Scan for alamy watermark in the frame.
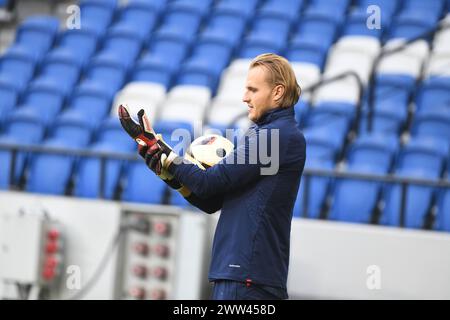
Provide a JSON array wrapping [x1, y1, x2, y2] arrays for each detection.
[[170, 127, 281, 176], [366, 265, 381, 290], [366, 5, 381, 30], [66, 5, 81, 30]]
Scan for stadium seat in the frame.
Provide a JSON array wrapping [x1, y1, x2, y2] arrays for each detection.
[[79, 0, 117, 35], [0, 45, 36, 91], [199, 11, 247, 48], [83, 53, 128, 97], [380, 137, 449, 228], [377, 40, 430, 79], [343, 8, 384, 39], [95, 116, 135, 151], [411, 106, 450, 142], [425, 50, 450, 78], [14, 15, 59, 61], [415, 76, 450, 111], [328, 134, 398, 223], [54, 27, 99, 67], [304, 102, 355, 149], [14, 79, 65, 125], [63, 81, 113, 128], [51, 112, 93, 148], [214, 0, 259, 20], [155, 4, 204, 44], [239, 16, 291, 58], [111, 82, 167, 124], [26, 138, 79, 195], [98, 24, 145, 68], [0, 109, 46, 187], [258, 0, 305, 22], [37, 49, 82, 96], [388, 10, 439, 41], [293, 128, 337, 218], [436, 182, 450, 232], [114, 0, 159, 39], [178, 41, 233, 91], [74, 140, 132, 199], [122, 161, 167, 204], [0, 77, 19, 123]]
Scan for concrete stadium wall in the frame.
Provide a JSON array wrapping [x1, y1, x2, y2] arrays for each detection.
[[1, 191, 450, 300]]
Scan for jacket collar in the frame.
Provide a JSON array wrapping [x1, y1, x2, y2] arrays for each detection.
[[255, 106, 295, 126]]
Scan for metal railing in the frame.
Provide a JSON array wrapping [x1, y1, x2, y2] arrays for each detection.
[[301, 168, 450, 228], [1, 141, 449, 229], [0, 142, 140, 199]]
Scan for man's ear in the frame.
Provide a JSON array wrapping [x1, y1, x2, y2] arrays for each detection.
[[272, 84, 285, 105]]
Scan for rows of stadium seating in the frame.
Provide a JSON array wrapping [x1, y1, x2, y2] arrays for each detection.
[[0, 0, 449, 231]]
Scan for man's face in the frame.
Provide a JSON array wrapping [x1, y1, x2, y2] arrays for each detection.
[[243, 66, 277, 122]]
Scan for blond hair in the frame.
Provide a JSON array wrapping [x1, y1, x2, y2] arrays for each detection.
[[249, 53, 301, 107]]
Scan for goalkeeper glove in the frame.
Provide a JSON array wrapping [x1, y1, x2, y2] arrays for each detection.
[[118, 104, 191, 197]]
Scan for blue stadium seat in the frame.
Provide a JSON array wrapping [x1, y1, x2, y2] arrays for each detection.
[[415, 77, 450, 111], [293, 157, 334, 218], [55, 27, 99, 67], [0, 77, 19, 123], [114, 0, 159, 39], [14, 78, 65, 125], [239, 16, 291, 58], [388, 10, 438, 41], [403, 0, 445, 19], [74, 140, 131, 199], [287, 8, 340, 68], [79, 0, 118, 35], [37, 49, 82, 96], [135, 33, 190, 87], [199, 12, 247, 48], [122, 161, 167, 204], [293, 128, 337, 218], [14, 15, 59, 61], [0, 109, 46, 186], [304, 102, 355, 150], [329, 134, 398, 223], [95, 116, 135, 150], [360, 101, 407, 135], [51, 112, 94, 148], [214, 0, 259, 20], [155, 4, 203, 44], [411, 106, 450, 142], [83, 53, 128, 96], [436, 181, 450, 232], [294, 99, 310, 129], [308, 0, 351, 16], [258, 0, 305, 22], [380, 137, 449, 228], [100, 24, 145, 68], [292, 7, 340, 51], [64, 81, 113, 128], [343, 9, 384, 39], [168, 0, 213, 16], [0, 45, 36, 91], [178, 41, 233, 91], [356, 0, 400, 17], [26, 138, 79, 195]]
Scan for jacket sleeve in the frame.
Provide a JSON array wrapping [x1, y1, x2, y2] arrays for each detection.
[[184, 193, 224, 214], [169, 128, 275, 199]]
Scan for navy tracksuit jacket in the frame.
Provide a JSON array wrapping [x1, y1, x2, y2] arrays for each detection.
[[169, 106, 306, 296]]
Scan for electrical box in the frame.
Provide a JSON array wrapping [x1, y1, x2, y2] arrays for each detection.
[[0, 210, 64, 287], [115, 205, 210, 300]]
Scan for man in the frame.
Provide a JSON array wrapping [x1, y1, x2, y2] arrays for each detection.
[[139, 53, 306, 300]]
